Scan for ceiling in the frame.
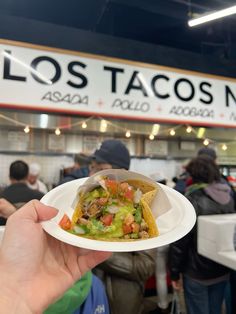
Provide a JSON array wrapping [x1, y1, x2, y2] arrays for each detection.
[[1, 0, 236, 60]]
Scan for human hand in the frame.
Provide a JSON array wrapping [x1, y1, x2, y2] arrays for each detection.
[[0, 198, 16, 218], [0, 200, 111, 313], [171, 279, 182, 291]]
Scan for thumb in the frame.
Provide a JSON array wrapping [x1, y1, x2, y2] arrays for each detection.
[[11, 200, 58, 222]]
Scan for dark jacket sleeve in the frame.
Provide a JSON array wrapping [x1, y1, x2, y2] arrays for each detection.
[[97, 250, 156, 282], [168, 231, 193, 280], [168, 195, 198, 281]]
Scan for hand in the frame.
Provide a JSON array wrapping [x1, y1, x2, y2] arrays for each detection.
[[0, 198, 16, 218], [0, 200, 111, 313], [171, 279, 182, 291]]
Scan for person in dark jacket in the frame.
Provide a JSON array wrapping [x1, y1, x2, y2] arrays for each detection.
[[58, 153, 90, 185], [0, 160, 44, 225], [169, 155, 235, 314]]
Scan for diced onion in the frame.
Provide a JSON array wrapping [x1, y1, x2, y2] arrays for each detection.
[[73, 226, 86, 234], [107, 205, 120, 214], [134, 188, 143, 203]]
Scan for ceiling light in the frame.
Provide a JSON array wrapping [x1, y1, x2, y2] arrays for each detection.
[[55, 128, 61, 136], [222, 143, 228, 151], [24, 125, 30, 133], [203, 138, 210, 146], [125, 130, 131, 138], [81, 121, 87, 129], [149, 134, 154, 140], [170, 129, 175, 136], [2, 51, 53, 85], [188, 5, 236, 27], [186, 126, 192, 133]]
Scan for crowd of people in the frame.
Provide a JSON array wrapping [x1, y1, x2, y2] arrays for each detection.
[[0, 140, 235, 314]]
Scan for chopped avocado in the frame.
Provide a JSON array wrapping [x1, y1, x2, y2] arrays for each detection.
[[83, 187, 106, 203], [134, 205, 142, 224], [130, 233, 139, 239]]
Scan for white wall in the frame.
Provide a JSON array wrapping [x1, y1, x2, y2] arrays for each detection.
[[130, 158, 184, 186]]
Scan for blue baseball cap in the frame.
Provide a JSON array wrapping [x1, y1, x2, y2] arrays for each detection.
[[91, 139, 130, 170]]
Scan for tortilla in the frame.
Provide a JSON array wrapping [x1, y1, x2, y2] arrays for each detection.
[[63, 175, 159, 241]]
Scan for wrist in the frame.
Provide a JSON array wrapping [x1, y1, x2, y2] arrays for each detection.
[[0, 285, 33, 314]]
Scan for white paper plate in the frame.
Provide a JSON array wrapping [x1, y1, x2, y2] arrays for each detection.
[[41, 177, 196, 252]]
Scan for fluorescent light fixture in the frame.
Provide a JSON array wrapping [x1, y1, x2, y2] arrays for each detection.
[[2, 51, 53, 85], [151, 124, 160, 136], [188, 5, 236, 27], [40, 114, 49, 129], [197, 127, 206, 139], [100, 119, 107, 133]]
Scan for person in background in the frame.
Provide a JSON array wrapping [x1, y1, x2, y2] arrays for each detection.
[[169, 155, 235, 314], [198, 149, 236, 314], [91, 139, 156, 314], [27, 162, 48, 194], [0, 200, 111, 313], [0, 160, 44, 225], [173, 147, 217, 194], [58, 153, 90, 185]]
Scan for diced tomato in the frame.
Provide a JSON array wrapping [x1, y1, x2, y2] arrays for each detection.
[[131, 222, 140, 233], [123, 224, 132, 234], [100, 214, 113, 226], [105, 179, 118, 194], [59, 214, 72, 230], [124, 188, 134, 201]]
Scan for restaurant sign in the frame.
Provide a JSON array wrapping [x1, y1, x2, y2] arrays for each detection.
[[0, 39, 236, 127]]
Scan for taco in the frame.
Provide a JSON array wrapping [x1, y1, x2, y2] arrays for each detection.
[[59, 175, 159, 240]]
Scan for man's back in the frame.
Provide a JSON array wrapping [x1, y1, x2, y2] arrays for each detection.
[[1, 182, 44, 204], [0, 183, 44, 225]]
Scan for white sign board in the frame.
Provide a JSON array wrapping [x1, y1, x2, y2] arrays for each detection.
[[0, 40, 236, 127], [48, 134, 65, 151], [145, 140, 168, 156]]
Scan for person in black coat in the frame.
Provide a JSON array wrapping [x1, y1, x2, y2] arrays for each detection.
[[169, 155, 235, 314]]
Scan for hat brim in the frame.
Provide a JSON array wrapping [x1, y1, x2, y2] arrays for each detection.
[[90, 154, 109, 164]]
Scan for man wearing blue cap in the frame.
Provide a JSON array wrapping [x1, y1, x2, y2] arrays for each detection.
[[89, 139, 130, 175]]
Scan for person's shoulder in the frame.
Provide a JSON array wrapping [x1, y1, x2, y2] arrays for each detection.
[[30, 188, 45, 199], [1, 184, 14, 195]]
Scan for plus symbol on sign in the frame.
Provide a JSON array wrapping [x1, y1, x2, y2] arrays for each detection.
[[156, 106, 162, 112], [97, 99, 104, 107]]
